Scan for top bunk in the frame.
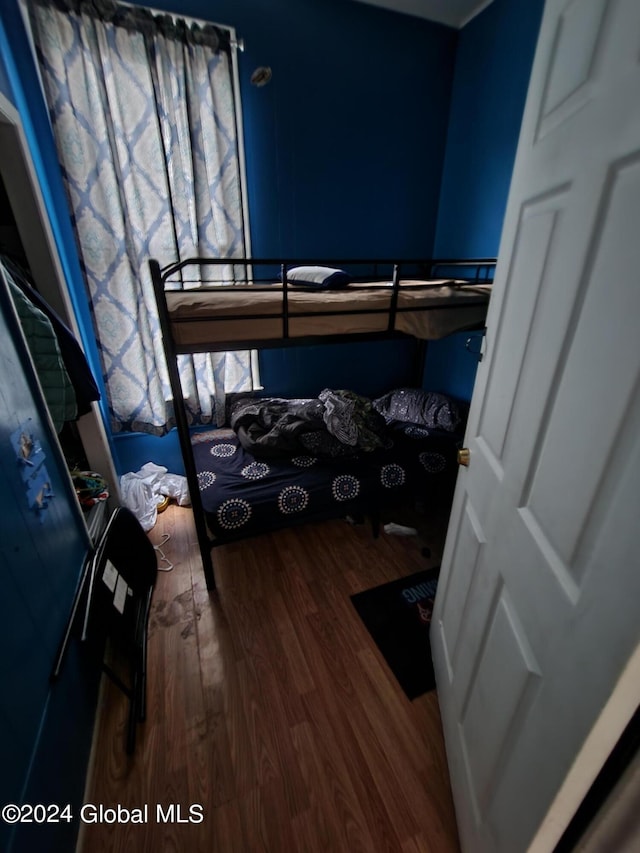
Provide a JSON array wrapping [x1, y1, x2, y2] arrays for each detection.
[[149, 257, 496, 353]]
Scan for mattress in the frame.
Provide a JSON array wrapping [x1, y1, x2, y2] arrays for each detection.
[[192, 426, 459, 542], [165, 280, 492, 350]]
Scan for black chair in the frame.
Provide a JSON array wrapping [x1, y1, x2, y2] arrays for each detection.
[[84, 507, 157, 753]]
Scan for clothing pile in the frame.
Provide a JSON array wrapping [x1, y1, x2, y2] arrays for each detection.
[[230, 389, 390, 459]]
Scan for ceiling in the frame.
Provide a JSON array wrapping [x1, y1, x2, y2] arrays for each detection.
[[351, 0, 494, 29]]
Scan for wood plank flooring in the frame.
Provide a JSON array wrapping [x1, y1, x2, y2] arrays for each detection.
[[80, 505, 460, 852]]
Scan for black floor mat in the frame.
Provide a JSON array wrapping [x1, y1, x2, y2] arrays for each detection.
[[351, 568, 439, 699]]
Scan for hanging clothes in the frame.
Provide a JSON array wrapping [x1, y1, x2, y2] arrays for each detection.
[[6, 271, 77, 432], [2, 255, 101, 416]]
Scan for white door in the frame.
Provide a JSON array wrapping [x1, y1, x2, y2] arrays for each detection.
[[431, 1, 640, 851]]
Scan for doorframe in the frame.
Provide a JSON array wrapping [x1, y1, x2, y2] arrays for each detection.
[[0, 91, 120, 518], [532, 644, 640, 852]]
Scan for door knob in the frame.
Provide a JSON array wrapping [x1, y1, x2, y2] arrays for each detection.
[[457, 448, 470, 467]]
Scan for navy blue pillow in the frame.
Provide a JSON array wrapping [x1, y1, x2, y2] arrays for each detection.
[[283, 266, 351, 289], [373, 389, 464, 433]]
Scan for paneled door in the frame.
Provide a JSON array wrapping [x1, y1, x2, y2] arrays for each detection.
[[431, 1, 640, 851]]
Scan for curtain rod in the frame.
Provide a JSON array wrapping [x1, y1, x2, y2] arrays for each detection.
[[117, 0, 244, 50]]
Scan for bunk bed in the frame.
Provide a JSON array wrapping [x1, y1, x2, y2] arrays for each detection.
[[150, 257, 496, 590]]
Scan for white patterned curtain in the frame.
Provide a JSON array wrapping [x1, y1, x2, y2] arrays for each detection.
[[28, 0, 257, 434]]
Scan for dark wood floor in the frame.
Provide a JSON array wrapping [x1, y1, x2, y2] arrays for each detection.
[[80, 504, 460, 852]]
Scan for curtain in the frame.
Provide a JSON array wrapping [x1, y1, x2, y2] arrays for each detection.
[[28, 0, 257, 434]]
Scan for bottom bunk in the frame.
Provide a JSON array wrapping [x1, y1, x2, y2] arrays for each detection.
[[188, 388, 464, 573]]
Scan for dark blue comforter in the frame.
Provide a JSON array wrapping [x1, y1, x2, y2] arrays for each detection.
[[192, 425, 459, 541]]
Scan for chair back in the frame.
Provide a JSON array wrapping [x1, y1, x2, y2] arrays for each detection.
[[94, 506, 158, 593], [85, 507, 157, 642]]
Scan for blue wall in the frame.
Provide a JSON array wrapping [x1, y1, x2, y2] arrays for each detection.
[[0, 17, 13, 100], [0, 275, 97, 853], [258, 339, 420, 399], [179, 0, 457, 259], [425, 0, 545, 402], [434, 0, 545, 258]]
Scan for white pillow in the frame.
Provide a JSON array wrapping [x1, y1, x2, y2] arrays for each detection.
[[284, 266, 351, 289]]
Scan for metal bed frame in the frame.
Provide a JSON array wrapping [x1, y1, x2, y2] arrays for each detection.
[[150, 257, 496, 590]]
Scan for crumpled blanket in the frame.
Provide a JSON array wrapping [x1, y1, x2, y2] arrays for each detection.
[[230, 390, 389, 458], [319, 389, 388, 451], [230, 397, 325, 457]]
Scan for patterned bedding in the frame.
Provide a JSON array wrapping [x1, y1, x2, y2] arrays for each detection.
[[192, 425, 460, 541]]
